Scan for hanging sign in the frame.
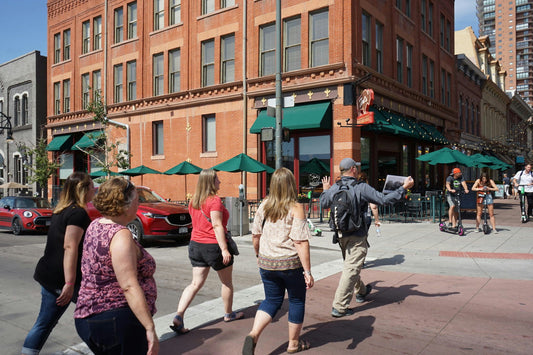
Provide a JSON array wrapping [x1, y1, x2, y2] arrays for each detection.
[[356, 88, 375, 125]]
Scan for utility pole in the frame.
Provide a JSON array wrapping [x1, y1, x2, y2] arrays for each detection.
[[275, 0, 282, 169]]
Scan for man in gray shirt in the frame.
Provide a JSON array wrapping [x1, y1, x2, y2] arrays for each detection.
[[320, 158, 414, 317]]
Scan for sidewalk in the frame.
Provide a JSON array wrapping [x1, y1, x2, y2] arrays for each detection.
[[66, 198, 533, 354]]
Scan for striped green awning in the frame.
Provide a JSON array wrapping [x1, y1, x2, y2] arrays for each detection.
[[72, 131, 105, 151], [250, 102, 332, 133], [46, 134, 73, 151]]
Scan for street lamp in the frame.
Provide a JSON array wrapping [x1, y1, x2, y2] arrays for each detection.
[[0, 112, 14, 143]]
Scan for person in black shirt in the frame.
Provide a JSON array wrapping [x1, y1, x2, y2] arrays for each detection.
[[445, 168, 470, 229], [22, 172, 94, 355]]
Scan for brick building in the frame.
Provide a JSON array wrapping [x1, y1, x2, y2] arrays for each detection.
[[46, 0, 456, 200]]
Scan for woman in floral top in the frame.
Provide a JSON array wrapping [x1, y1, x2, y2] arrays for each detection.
[[74, 178, 158, 355], [242, 168, 314, 355]]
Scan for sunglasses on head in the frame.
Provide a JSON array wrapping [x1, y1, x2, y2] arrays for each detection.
[[124, 180, 135, 195]]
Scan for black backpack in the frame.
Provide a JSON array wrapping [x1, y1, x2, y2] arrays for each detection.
[[329, 180, 362, 235]]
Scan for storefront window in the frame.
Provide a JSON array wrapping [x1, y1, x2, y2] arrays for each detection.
[[402, 144, 409, 176], [299, 135, 330, 195]]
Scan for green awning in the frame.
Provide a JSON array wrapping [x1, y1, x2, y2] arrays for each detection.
[[46, 134, 73, 151], [419, 122, 450, 145], [72, 131, 105, 151], [250, 102, 332, 134]]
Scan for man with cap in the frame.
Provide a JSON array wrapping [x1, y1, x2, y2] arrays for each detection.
[[445, 168, 470, 229], [320, 158, 414, 317]]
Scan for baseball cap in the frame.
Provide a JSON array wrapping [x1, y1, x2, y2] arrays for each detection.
[[339, 158, 361, 172], [452, 168, 461, 174]]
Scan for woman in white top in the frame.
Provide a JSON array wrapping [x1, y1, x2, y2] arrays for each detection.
[[242, 168, 314, 355]]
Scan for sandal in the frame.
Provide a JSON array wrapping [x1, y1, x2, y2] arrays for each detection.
[[169, 315, 190, 334], [223, 311, 244, 322], [287, 339, 311, 354], [242, 335, 256, 355]]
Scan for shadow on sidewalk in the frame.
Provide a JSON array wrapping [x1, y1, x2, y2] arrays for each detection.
[[364, 254, 405, 268]]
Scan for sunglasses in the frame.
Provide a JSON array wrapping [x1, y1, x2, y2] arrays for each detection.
[[124, 180, 135, 195]]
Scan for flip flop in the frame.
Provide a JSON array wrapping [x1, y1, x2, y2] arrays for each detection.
[[242, 335, 256, 355], [223, 311, 244, 322], [169, 315, 190, 334], [287, 339, 311, 354]]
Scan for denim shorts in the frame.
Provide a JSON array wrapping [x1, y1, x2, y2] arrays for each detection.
[[188, 240, 233, 271]]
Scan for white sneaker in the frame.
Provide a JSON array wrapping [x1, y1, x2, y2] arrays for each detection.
[[494, 229, 499, 234], [475, 227, 481, 232]]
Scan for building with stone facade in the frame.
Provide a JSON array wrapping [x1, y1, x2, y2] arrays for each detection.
[[0, 51, 48, 196], [46, 0, 456, 200]]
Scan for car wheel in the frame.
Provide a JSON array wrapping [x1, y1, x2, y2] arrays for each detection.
[[127, 220, 145, 246], [12, 218, 23, 235]]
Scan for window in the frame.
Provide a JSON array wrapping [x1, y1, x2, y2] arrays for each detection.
[[396, 0, 402, 10], [54, 33, 61, 63], [421, 1, 426, 32], [362, 13, 371, 66], [94, 17, 102, 50], [202, 0, 214, 15], [82, 73, 90, 108], [203, 114, 216, 152], [260, 23, 275, 76], [284, 17, 301, 71], [115, 7, 124, 43], [128, 2, 137, 39], [170, 0, 181, 25], [127, 60, 136, 100], [405, 0, 411, 17], [154, 0, 164, 31], [459, 95, 463, 130], [406, 43, 413, 88], [428, 2, 433, 37], [222, 0, 235, 7], [429, 59, 435, 98], [169, 48, 181, 93], [82, 20, 91, 54], [152, 121, 164, 155], [54, 82, 60, 114], [63, 80, 70, 113], [446, 20, 451, 51], [153, 53, 164, 95], [63, 29, 71, 61], [440, 14, 445, 47], [114, 64, 123, 103], [422, 55, 428, 95], [93, 70, 101, 100], [441, 69, 446, 104], [22, 95, 28, 125], [396, 37, 403, 83], [14, 97, 20, 126], [446, 72, 451, 106], [221, 34, 235, 83], [201, 39, 215, 86], [310, 9, 329, 67], [0, 100, 3, 114], [376, 22, 383, 73]]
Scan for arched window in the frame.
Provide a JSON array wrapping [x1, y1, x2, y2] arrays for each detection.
[[22, 94, 28, 125], [14, 97, 20, 126]]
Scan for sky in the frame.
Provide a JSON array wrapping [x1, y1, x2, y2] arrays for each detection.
[[0, 0, 478, 65]]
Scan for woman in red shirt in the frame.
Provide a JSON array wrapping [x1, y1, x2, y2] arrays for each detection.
[[170, 169, 244, 334]]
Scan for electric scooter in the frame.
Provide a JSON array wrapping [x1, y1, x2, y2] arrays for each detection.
[[306, 190, 322, 236], [480, 191, 491, 234], [439, 192, 465, 236], [517, 184, 529, 223]]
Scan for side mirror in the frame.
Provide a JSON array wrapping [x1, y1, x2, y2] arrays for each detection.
[[4, 205, 10, 210]]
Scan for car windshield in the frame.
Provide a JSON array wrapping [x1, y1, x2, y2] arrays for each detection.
[[137, 188, 166, 203], [14, 198, 51, 209]]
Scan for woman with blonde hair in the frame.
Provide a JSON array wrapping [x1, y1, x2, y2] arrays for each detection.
[[170, 169, 243, 334], [74, 177, 159, 354], [243, 167, 313, 355], [22, 172, 94, 355], [472, 172, 499, 233]]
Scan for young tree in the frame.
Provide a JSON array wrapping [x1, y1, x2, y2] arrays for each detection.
[[20, 139, 61, 198]]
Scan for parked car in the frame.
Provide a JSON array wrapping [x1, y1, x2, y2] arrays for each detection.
[[87, 186, 192, 245], [0, 196, 53, 235]]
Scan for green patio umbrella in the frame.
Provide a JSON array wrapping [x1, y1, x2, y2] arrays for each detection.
[[211, 153, 275, 173], [416, 147, 474, 167], [89, 170, 122, 178], [164, 161, 202, 175], [300, 157, 330, 175], [164, 161, 202, 199], [120, 165, 162, 176]]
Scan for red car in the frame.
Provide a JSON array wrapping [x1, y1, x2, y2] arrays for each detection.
[[87, 186, 192, 245], [0, 196, 53, 235]]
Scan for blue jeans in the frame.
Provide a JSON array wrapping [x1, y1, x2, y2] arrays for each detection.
[[258, 267, 306, 324], [22, 286, 69, 355], [75, 307, 147, 355]]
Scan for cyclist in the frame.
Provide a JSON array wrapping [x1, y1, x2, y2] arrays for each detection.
[[512, 163, 533, 218], [445, 168, 469, 229]]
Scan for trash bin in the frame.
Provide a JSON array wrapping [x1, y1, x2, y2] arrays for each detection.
[[224, 196, 249, 236]]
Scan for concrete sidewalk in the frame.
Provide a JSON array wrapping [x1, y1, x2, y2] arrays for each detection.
[[65, 198, 533, 354]]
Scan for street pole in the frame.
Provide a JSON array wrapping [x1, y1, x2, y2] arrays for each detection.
[[275, 0, 282, 169]]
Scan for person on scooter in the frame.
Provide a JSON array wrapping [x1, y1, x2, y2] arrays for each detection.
[[445, 168, 469, 229], [512, 163, 533, 217], [472, 172, 499, 233]]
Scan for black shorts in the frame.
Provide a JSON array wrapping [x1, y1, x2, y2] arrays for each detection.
[[188, 240, 234, 271]]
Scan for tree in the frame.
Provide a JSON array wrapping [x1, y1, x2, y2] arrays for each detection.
[[79, 90, 131, 177], [20, 139, 61, 198]]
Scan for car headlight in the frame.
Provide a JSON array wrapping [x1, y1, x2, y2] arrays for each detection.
[[141, 212, 166, 219], [23, 211, 33, 218]]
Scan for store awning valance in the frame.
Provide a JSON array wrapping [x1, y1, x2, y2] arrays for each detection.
[[72, 131, 105, 151], [365, 107, 449, 145], [250, 102, 332, 134], [46, 134, 73, 151]]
